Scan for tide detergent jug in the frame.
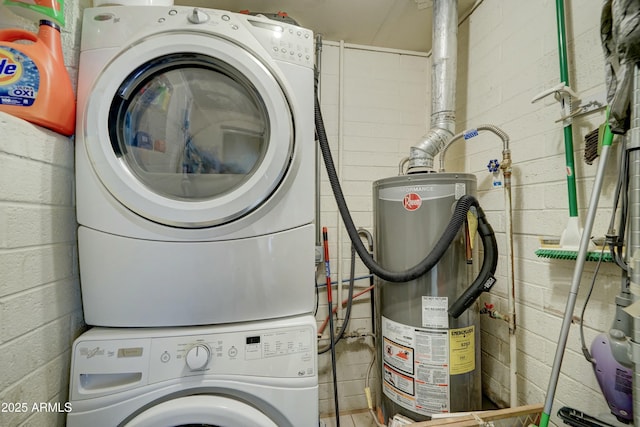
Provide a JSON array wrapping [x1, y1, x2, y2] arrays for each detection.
[[0, 20, 75, 136]]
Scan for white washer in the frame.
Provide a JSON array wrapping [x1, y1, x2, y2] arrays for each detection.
[[75, 6, 316, 326], [66, 316, 318, 427]]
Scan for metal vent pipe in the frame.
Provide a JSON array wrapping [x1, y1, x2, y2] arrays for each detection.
[[408, 0, 458, 173]]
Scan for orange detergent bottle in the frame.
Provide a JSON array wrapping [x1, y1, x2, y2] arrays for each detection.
[[0, 20, 75, 136]]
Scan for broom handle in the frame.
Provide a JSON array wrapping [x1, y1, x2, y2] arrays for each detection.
[[556, 0, 579, 218], [539, 119, 614, 427]]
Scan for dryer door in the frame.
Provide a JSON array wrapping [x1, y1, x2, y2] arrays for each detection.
[[83, 33, 294, 228], [123, 395, 279, 427]]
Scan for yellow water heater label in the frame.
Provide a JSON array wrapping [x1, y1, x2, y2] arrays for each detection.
[[449, 326, 475, 375]]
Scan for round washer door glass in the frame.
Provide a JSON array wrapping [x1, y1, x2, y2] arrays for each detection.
[[84, 33, 294, 228]]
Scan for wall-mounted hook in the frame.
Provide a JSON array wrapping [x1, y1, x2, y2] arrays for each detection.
[[531, 83, 581, 105], [554, 94, 607, 122]]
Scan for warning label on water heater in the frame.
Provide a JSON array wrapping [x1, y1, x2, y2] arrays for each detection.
[[450, 326, 475, 375], [382, 316, 450, 415], [422, 296, 448, 329]]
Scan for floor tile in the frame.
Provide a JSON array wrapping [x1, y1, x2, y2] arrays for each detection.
[[319, 414, 356, 427], [351, 410, 379, 426]]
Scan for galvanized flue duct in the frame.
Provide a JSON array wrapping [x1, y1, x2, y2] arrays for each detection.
[[408, 0, 458, 173]]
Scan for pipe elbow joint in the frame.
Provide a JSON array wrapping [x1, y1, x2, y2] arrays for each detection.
[[408, 127, 454, 173], [408, 146, 435, 172]]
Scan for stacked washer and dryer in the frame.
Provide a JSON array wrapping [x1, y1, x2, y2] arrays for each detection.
[[68, 5, 318, 426]]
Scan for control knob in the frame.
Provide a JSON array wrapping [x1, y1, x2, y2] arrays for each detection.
[[185, 344, 210, 370], [188, 8, 210, 24]]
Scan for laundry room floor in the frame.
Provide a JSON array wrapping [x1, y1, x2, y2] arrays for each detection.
[[320, 396, 499, 426], [319, 410, 378, 427]]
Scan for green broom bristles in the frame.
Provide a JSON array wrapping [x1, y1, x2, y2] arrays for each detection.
[[541, 121, 611, 261], [535, 248, 614, 262]]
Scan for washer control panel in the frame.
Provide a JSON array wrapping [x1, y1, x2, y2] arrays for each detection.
[[148, 324, 315, 383], [70, 320, 316, 401]]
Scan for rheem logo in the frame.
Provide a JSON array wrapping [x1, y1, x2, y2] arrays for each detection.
[[403, 193, 422, 211], [0, 50, 22, 86]]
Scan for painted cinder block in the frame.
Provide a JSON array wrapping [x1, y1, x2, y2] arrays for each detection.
[[0, 111, 84, 426]]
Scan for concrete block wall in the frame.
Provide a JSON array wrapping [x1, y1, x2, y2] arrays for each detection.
[[0, 2, 88, 426], [318, 0, 621, 424], [316, 42, 429, 417], [0, 113, 84, 427], [451, 0, 619, 424], [0, 0, 623, 425]]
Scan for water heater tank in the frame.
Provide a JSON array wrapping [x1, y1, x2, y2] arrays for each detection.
[[373, 172, 482, 422]]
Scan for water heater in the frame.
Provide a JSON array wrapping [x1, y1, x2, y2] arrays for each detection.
[[373, 172, 482, 422]]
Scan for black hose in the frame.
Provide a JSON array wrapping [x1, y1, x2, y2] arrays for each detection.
[[318, 245, 356, 355], [357, 228, 376, 335], [326, 295, 340, 426], [336, 245, 356, 343], [608, 136, 629, 271], [316, 94, 497, 291], [448, 213, 498, 318], [321, 228, 340, 427]]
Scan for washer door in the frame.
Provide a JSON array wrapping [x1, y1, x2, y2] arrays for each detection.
[[83, 32, 293, 228], [124, 395, 278, 427]]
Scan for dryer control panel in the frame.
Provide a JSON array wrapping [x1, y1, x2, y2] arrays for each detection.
[[246, 18, 314, 68], [82, 6, 314, 69]]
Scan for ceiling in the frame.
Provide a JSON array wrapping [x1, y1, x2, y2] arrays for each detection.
[[174, 0, 478, 52]]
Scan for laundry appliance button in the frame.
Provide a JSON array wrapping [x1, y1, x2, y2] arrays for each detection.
[[185, 344, 210, 370], [228, 346, 238, 358], [188, 8, 210, 24]]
